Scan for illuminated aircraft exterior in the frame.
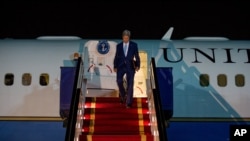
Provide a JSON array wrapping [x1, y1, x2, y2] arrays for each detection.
[[0, 27, 249, 121]]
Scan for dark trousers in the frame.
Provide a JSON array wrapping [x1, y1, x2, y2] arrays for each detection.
[[116, 67, 135, 106]]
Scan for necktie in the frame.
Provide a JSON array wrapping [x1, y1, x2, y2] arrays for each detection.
[[124, 44, 127, 56]]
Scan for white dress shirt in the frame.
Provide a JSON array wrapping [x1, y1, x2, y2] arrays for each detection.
[[123, 42, 129, 56]]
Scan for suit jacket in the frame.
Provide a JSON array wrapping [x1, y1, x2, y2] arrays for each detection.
[[114, 41, 140, 71]]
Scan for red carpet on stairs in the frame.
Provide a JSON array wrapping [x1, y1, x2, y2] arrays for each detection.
[[79, 97, 154, 141]]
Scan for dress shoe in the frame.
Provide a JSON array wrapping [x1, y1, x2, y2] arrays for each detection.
[[120, 97, 125, 104], [126, 105, 132, 108]]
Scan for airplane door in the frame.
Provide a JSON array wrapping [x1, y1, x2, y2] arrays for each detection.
[[83, 41, 149, 98], [83, 40, 118, 96]]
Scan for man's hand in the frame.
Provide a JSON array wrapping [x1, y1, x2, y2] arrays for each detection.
[[135, 67, 139, 72], [113, 68, 117, 73]]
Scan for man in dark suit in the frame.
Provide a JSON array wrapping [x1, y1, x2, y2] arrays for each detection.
[[113, 30, 140, 108]]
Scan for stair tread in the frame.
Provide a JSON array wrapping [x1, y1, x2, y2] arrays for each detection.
[[80, 134, 154, 141], [79, 97, 154, 141]]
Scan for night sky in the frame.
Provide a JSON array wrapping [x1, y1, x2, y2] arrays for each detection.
[[0, 1, 249, 40]]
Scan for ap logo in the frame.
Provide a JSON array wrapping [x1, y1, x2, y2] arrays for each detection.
[[230, 125, 250, 141]]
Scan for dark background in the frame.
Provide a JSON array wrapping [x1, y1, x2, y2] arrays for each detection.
[[0, 1, 249, 40]]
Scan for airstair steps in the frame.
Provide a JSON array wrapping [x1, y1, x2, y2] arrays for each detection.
[[79, 97, 154, 141]]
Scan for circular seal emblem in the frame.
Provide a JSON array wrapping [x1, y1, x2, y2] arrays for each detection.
[[97, 40, 110, 55]]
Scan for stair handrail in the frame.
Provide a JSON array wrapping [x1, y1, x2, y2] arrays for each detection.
[[65, 57, 84, 141], [150, 57, 168, 141]]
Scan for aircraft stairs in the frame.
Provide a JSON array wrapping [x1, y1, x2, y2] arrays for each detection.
[[79, 96, 154, 141], [63, 57, 173, 141]]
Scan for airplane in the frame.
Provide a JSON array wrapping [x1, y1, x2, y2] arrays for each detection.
[[0, 27, 249, 122]]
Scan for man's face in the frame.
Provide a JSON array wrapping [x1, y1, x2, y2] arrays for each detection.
[[122, 35, 130, 43]]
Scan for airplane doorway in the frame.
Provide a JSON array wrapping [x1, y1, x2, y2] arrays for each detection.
[[83, 40, 149, 98]]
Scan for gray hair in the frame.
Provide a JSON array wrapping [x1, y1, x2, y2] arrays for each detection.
[[122, 29, 131, 37]]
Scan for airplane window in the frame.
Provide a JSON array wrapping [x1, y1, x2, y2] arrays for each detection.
[[217, 74, 227, 87], [40, 73, 49, 86], [5, 73, 14, 86], [200, 74, 209, 87], [235, 74, 245, 87], [22, 73, 32, 86]]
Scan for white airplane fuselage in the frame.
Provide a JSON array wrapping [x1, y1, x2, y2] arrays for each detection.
[[0, 37, 249, 119]]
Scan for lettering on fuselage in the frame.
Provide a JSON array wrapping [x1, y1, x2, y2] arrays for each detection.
[[162, 48, 250, 63]]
